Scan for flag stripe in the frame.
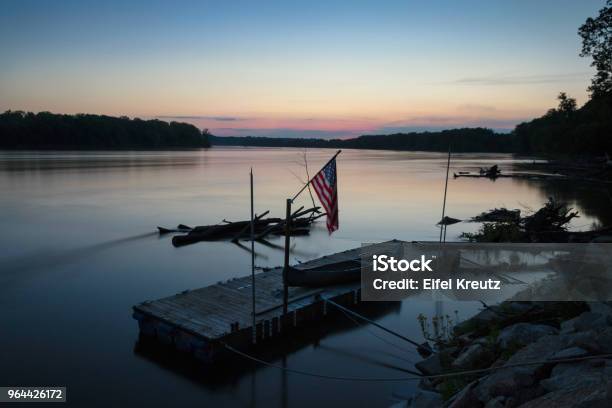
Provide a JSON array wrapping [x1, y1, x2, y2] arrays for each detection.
[[311, 158, 338, 234]]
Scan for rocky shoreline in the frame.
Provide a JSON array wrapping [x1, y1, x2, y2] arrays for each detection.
[[394, 301, 612, 407]]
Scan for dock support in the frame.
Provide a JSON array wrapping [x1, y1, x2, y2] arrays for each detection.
[[283, 198, 291, 315], [250, 168, 257, 344]]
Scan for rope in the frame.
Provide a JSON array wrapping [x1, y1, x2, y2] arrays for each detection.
[[222, 342, 612, 383], [324, 299, 425, 349], [335, 305, 419, 364]]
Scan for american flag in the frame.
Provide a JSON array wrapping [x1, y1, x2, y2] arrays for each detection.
[[312, 158, 339, 234]]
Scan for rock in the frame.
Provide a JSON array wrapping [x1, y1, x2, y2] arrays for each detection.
[[475, 333, 565, 402], [587, 302, 612, 318], [406, 389, 443, 408], [416, 377, 438, 392], [509, 333, 564, 363], [454, 309, 501, 336], [455, 334, 474, 346], [474, 367, 537, 402], [573, 327, 612, 354], [540, 360, 612, 392], [446, 380, 481, 408], [567, 312, 612, 332], [549, 346, 589, 360], [483, 396, 505, 408], [497, 323, 558, 348], [504, 385, 547, 407], [416, 353, 443, 376], [452, 343, 495, 369], [472, 337, 489, 346], [517, 382, 611, 408], [490, 358, 507, 368], [560, 317, 579, 334]]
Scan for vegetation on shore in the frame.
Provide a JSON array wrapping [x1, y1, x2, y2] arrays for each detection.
[[211, 128, 515, 152], [0, 111, 211, 149], [514, 93, 612, 154], [460, 198, 581, 243]]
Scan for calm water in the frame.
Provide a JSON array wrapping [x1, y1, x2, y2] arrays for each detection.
[[0, 148, 608, 407]]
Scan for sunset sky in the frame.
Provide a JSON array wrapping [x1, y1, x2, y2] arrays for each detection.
[[0, 0, 604, 138]]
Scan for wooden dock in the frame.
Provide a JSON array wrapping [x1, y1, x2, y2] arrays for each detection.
[[133, 243, 389, 362]]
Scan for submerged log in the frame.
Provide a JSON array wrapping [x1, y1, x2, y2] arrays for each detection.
[[230, 210, 270, 242], [169, 207, 323, 247]]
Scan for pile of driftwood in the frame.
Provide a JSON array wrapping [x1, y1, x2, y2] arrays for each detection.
[[460, 197, 612, 243], [454, 165, 502, 179], [454, 164, 562, 181], [157, 206, 324, 247], [470, 208, 521, 223]]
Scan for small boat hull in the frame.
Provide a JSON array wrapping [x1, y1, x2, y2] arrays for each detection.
[[286, 259, 361, 287]]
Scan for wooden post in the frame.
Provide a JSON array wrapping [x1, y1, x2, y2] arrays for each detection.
[[250, 169, 256, 344], [283, 198, 291, 316], [282, 150, 341, 318]]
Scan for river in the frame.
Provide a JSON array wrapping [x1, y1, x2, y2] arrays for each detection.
[[0, 147, 608, 407]]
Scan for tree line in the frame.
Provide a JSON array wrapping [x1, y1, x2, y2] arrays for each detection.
[[211, 128, 516, 153], [0, 111, 211, 149]]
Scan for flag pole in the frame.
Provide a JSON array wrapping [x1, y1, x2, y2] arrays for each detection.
[[250, 168, 256, 344], [291, 150, 341, 202], [283, 149, 342, 317]]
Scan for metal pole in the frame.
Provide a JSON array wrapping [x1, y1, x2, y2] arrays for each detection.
[[250, 168, 256, 344], [283, 198, 291, 316], [439, 146, 451, 243], [282, 150, 341, 318], [291, 150, 341, 202]]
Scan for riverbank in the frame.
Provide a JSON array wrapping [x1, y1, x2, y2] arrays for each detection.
[[515, 156, 612, 184], [396, 300, 612, 407]]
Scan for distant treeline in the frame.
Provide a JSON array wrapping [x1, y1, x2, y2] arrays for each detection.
[[0, 111, 211, 149], [211, 93, 612, 155], [211, 128, 517, 153], [2, 94, 610, 154]]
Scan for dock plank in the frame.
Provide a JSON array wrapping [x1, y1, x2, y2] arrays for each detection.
[[133, 242, 394, 343]]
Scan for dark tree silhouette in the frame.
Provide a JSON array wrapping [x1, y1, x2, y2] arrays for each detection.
[[211, 128, 516, 153], [0, 111, 211, 149], [579, 0, 612, 97], [556, 92, 577, 116], [514, 92, 612, 154]]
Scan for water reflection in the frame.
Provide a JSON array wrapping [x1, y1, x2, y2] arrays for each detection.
[[513, 177, 612, 227], [0, 148, 606, 407], [133, 302, 403, 389]]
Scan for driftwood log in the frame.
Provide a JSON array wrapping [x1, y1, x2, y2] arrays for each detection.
[[168, 207, 323, 247]]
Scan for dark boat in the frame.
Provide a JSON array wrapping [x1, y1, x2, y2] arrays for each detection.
[[286, 259, 361, 287]]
